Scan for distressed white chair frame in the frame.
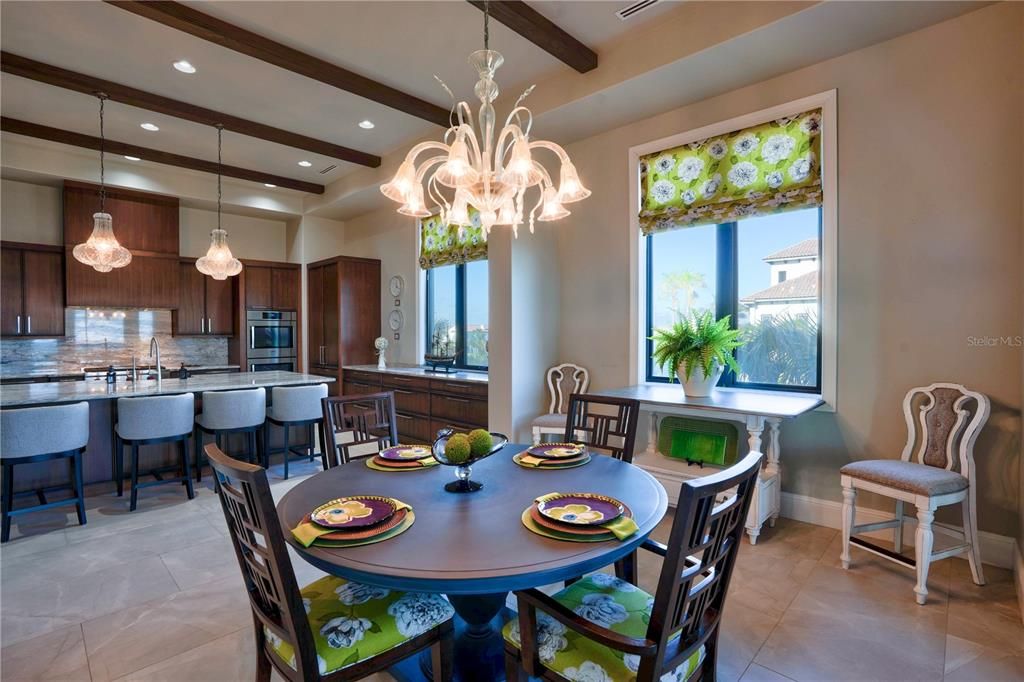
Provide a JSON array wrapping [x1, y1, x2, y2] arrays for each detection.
[[531, 363, 590, 445], [840, 382, 990, 604]]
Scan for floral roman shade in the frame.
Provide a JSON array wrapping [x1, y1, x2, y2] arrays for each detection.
[[639, 109, 822, 235], [418, 208, 487, 269]]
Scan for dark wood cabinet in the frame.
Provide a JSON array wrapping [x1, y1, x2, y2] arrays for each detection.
[[343, 369, 487, 443], [322, 261, 340, 367], [244, 264, 300, 311], [63, 181, 180, 309], [1, 243, 65, 337], [173, 260, 236, 336], [245, 266, 273, 309], [308, 256, 380, 389]]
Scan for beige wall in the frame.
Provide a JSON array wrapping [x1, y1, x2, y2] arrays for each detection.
[[179, 207, 289, 261], [0, 179, 62, 245], [555, 2, 1023, 535]]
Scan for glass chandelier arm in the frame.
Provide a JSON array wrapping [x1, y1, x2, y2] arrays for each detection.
[[415, 156, 448, 182], [494, 123, 524, 171], [503, 106, 533, 137], [528, 139, 572, 164], [403, 141, 451, 164], [455, 124, 484, 170]]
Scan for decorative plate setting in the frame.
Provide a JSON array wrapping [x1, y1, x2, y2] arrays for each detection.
[[526, 443, 586, 459], [379, 444, 433, 461], [310, 496, 397, 529], [536, 493, 625, 526]]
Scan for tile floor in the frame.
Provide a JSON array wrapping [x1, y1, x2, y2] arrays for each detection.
[[2, 461, 1022, 682]]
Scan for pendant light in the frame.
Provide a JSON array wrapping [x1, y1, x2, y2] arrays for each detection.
[[72, 93, 132, 273], [195, 124, 242, 280]]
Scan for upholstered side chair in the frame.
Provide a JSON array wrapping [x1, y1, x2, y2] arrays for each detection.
[[840, 382, 990, 604], [531, 363, 590, 445], [205, 444, 455, 681], [504, 451, 763, 682]]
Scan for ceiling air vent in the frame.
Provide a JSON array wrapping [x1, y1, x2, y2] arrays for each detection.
[[319, 164, 338, 175], [616, 0, 661, 21]]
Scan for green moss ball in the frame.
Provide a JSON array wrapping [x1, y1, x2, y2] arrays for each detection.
[[467, 429, 493, 457], [445, 433, 472, 464]]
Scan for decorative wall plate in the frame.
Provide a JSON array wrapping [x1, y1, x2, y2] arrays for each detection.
[[388, 309, 404, 331], [389, 275, 404, 298]]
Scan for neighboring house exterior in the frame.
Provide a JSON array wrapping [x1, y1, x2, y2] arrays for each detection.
[[741, 238, 819, 323]]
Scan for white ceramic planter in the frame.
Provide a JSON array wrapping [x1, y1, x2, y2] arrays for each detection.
[[679, 361, 723, 397]]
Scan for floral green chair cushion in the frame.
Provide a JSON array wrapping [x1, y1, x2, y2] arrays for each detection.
[[503, 573, 705, 682], [266, 576, 454, 676]]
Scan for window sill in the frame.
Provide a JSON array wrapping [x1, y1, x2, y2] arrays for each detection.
[[638, 382, 833, 413]]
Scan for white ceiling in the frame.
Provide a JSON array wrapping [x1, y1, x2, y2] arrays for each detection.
[[0, 0, 676, 192]]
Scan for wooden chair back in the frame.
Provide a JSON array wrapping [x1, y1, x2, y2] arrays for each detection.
[[899, 382, 990, 479], [563, 393, 640, 463], [205, 444, 316, 681], [546, 363, 590, 415], [321, 392, 399, 466], [642, 450, 762, 679]]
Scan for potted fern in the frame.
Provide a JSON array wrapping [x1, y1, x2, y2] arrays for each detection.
[[651, 311, 745, 397]]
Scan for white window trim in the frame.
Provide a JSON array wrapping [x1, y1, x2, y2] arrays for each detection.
[[627, 90, 838, 410]]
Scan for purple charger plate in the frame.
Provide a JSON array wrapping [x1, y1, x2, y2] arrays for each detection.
[[536, 493, 625, 526], [526, 443, 586, 459], [310, 496, 397, 529], [379, 445, 433, 462]]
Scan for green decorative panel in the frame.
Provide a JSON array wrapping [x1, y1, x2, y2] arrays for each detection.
[[657, 416, 739, 467]]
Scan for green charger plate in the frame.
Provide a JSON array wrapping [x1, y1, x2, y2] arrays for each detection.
[[313, 511, 416, 548], [365, 458, 439, 472], [520, 508, 612, 543], [513, 453, 591, 470]]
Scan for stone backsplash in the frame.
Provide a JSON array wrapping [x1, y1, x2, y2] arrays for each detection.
[[0, 308, 228, 377]]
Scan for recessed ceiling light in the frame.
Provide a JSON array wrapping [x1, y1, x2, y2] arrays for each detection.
[[124, 155, 141, 161], [140, 123, 159, 131], [264, 183, 276, 188], [358, 120, 375, 130], [297, 160, 312, 167], [173, 60, 196, 74]]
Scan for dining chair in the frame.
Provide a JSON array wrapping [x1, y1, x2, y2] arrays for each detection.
[[204, 443, 455, 681], [503, 450, 763, 682], [840, 382, 990, 605], [321, 392, 400, 467], [531, 363, 590, 445], [563, 393, 640, 463]]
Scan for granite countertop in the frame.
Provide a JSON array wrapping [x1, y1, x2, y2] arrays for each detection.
[[344, 364, 488, 384], [1, 371, 333, 407]]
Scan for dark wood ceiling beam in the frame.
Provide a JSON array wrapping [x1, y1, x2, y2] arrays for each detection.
[[466, 1, 598, 73], [105, 0, 452, 128], [1, 117, 325, 194], [1, 52, 380, 168]]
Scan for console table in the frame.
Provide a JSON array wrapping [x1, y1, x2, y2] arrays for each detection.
[[595, 384, 823, 544]]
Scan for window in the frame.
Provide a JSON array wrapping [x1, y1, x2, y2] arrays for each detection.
[[425, 261, 489, 370], [645, 207, 821, 392]]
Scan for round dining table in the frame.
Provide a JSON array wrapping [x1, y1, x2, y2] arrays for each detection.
[[277, 445, 668, 682]]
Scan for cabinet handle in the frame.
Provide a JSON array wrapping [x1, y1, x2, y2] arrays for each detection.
[[26, 316, 30, 334], [15, 315, 20, 334], [208, 317, 213, 334], [446, 397, 470, 404], [393, 389, 414, 395], [201, 318, 206, 334]]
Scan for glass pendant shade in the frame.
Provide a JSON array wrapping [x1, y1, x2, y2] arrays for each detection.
[[503, 137, 543, 189], [434, 137, 479, 188], [557, 162, 591, 203], [448, 189, 473, 226], [73, 212, 132, 273], [539, 187, 570, 222], [381, 160, 417, 203], [398, 184, 431, 218], [195, 228, 242, 280]]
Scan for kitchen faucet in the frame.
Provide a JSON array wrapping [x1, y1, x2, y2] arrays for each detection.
[[149, 337, 161, 386]]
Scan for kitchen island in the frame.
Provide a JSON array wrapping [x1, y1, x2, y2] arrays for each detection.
[[1, 371, 334, 491]]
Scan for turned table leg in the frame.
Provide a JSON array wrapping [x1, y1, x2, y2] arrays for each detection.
[[744, 415, 766, 544]]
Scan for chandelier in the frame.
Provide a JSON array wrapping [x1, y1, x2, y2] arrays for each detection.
[[72, 94, 132, 273], [380, 0, 589, 238], [196, 124, 242, 280]]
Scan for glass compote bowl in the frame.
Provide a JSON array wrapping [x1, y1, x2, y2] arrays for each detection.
[[431, 427, 509, 493]]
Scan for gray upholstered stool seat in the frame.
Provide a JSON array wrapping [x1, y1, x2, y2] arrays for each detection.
[[115, 393, 196, 511], [840, 460, 968, 497], [1, 402, 90, 542], [194, 388, 266, 482], [264, 384, 328, 479]]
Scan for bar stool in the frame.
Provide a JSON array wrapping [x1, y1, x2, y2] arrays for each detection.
[[115, 393, 196, 512], [194, 388, 266, 481], [1, 402, 89, 542], [263, 384, 328, 479]]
